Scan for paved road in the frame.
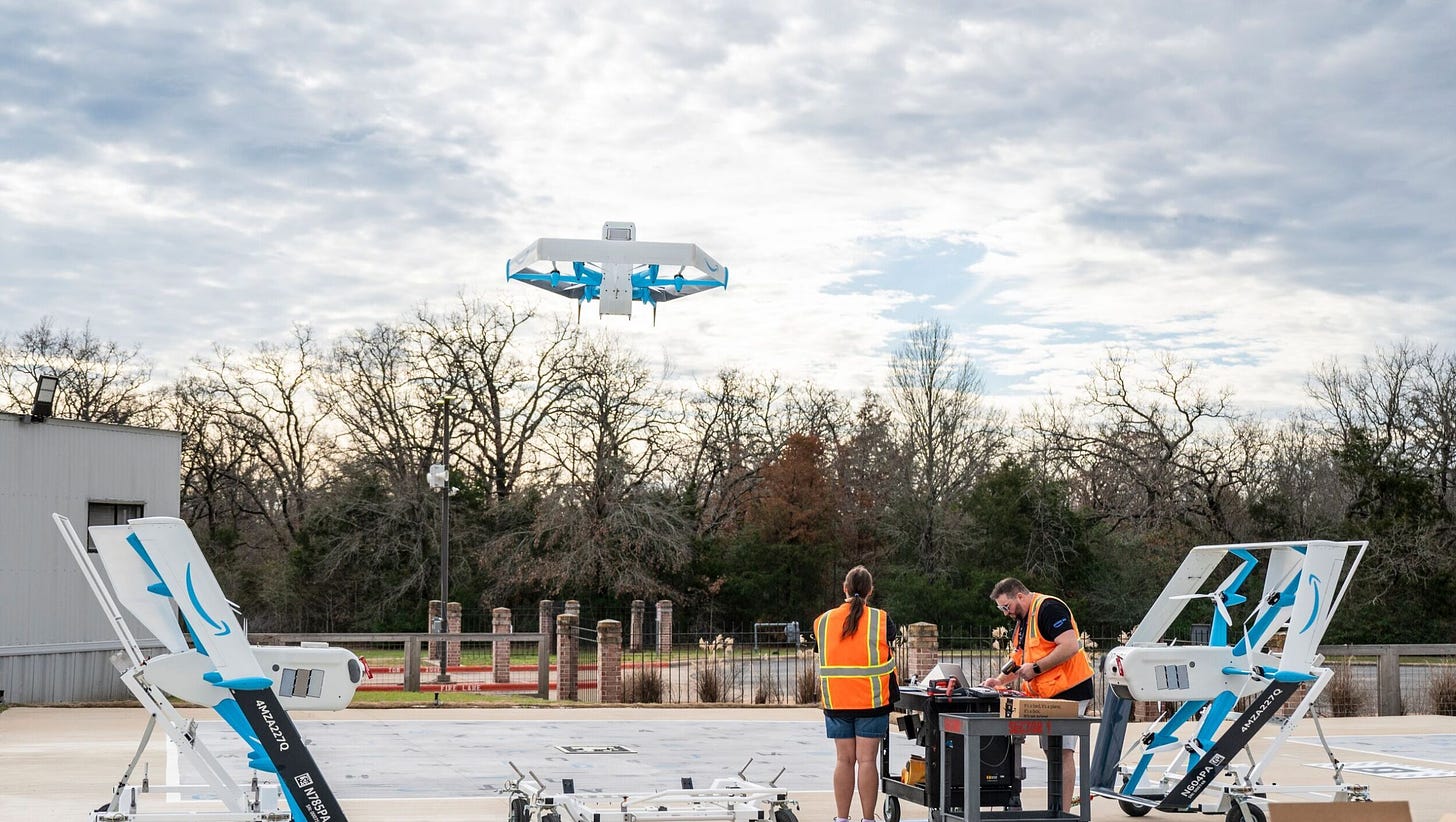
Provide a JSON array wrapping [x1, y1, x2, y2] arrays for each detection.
[[177, 715, 1053, 799], [6, 707, 1455, 820]]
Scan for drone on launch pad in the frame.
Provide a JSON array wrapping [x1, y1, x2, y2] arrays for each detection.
[[1091, 539, 1374, 822]]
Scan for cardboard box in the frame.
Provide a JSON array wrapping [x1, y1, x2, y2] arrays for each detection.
[[1269, 801, 1410, 822], [999, 697, 1080, 718]]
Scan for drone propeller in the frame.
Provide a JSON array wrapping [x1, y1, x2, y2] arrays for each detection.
[[1169, 591, 1235, 634]]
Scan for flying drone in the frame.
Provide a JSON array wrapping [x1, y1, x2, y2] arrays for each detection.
[[507, 221, 729, 322]]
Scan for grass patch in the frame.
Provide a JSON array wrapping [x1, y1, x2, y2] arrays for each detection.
[[1324, 658, 1369, 717], [753, 676, 784, 704], [1428, 668, 1456, 715], [796, 668, 820, 705], [624, 670, 665, 703]]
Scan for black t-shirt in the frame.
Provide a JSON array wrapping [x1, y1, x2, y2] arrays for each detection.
[[1016, 597, 1094, 702], [820, 613, 899, 718]]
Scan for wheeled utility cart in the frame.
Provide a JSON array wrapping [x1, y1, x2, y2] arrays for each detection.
[[502, 761, 799, 822], [880, 685, 1019, 822], [937, 713, 1093, 822]]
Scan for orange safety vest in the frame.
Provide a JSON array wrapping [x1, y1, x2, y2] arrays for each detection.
[[1012, 593, 1094, 699], [815, 603, 895, 710]]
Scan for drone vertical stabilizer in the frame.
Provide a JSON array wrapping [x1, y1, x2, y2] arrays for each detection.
[[89, 524, 190, 653]]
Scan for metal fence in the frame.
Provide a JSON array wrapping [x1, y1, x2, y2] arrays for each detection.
[[249, 630, 1456, 717]]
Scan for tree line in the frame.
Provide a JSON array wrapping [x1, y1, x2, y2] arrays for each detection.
[[5, 307, 1455, 642]]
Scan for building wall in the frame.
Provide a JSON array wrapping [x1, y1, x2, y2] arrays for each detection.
[[0, 413, 181, 703]]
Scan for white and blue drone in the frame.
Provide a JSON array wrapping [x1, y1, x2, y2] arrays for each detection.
[[507, 222, 728, 322], [1090, 539, 1373, 821], [54, 514, 360, 821]]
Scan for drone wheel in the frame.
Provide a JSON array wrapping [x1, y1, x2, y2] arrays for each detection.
[[1118, 799, 1151, 817], [1224, 802, 1266, 822]]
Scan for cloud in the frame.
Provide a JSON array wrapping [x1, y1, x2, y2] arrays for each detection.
[[1, 2, 1452, 417]]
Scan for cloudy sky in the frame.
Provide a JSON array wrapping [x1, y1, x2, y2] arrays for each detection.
[[2, 2, 1452, 413]]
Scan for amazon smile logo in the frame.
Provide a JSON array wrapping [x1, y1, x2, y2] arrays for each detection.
[[186, 563, 233, 637]]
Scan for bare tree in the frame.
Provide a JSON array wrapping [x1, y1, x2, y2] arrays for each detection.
[[783, 380, 854, 451], [307, 322, 439, 616], [414, 298, 579, 502], [677, 369, 789, 535], [888, 320, 1007, 571], [501, 333, 691, 597], [1412, 348, 1456, 506], [1305, 341, 1456, 595], [673, 371, 848, 535], [1023, 349, 1263, 541], [0, 318, 157, 424], [169, 372, 256, 536], [1313, 341, 1456, 511], [1246, 412, 1348, 537], [185, 325, 335, 548], [320, 322, 436, 482], [1307, 340, 1423, 472]]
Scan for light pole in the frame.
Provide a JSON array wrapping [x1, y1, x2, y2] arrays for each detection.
[[427, 395, 457, 683]]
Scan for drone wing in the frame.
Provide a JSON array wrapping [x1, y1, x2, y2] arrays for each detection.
[[512, 274, 591, 301], [643, 273, 726, 303]]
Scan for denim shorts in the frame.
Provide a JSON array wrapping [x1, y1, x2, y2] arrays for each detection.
[[825, 713, 890, 739]]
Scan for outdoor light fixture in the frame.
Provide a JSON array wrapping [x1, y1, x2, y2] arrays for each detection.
[[30, 374, 58, 422]]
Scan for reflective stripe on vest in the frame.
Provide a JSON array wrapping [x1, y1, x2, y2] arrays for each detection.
[[816, 604, 895, 710], [1015, 593, 1095, 699]]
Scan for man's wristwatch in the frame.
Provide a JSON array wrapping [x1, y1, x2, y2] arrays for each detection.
[[1031, 662, 1042, 675]]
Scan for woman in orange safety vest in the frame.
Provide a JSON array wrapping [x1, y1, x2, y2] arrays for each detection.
[[815, 566, 898, 822]]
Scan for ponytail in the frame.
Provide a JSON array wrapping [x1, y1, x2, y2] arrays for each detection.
[[840, 566, 874, 639]]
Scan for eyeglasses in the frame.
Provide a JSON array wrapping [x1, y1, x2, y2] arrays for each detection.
[[996, 601, 1013, 614]]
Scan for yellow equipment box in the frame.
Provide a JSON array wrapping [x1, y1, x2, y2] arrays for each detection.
[[900, 754, 925, 785]]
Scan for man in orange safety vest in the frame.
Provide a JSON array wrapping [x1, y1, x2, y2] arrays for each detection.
[[981, 577, 1094, 812]]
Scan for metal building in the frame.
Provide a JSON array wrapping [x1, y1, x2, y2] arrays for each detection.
[[0, 412, 181, 703]]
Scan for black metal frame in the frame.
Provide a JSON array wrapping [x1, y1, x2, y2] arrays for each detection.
[[937, 713, 1092, 822], [881, 687, 1017, 820]]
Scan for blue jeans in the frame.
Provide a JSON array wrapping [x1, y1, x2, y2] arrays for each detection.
[[824, 713, 890, 739]]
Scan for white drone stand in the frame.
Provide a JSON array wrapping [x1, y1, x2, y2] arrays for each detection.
[[503, 759, 799, 822]]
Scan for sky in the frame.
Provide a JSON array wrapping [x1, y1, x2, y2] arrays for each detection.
[[2, 2, 1453, 415]]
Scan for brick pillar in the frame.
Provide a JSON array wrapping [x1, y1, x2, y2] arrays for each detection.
[[446, 601, 462, 669], [906, 622, 939, 681], [492, 607, 513, 683], [655, 600, 673, 653], [598, 619, 623, 702], [630, 600, 646, 651], [565, 600, 580, 622], [557, 613, 579, 701], [539, 600, 554, 653]]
